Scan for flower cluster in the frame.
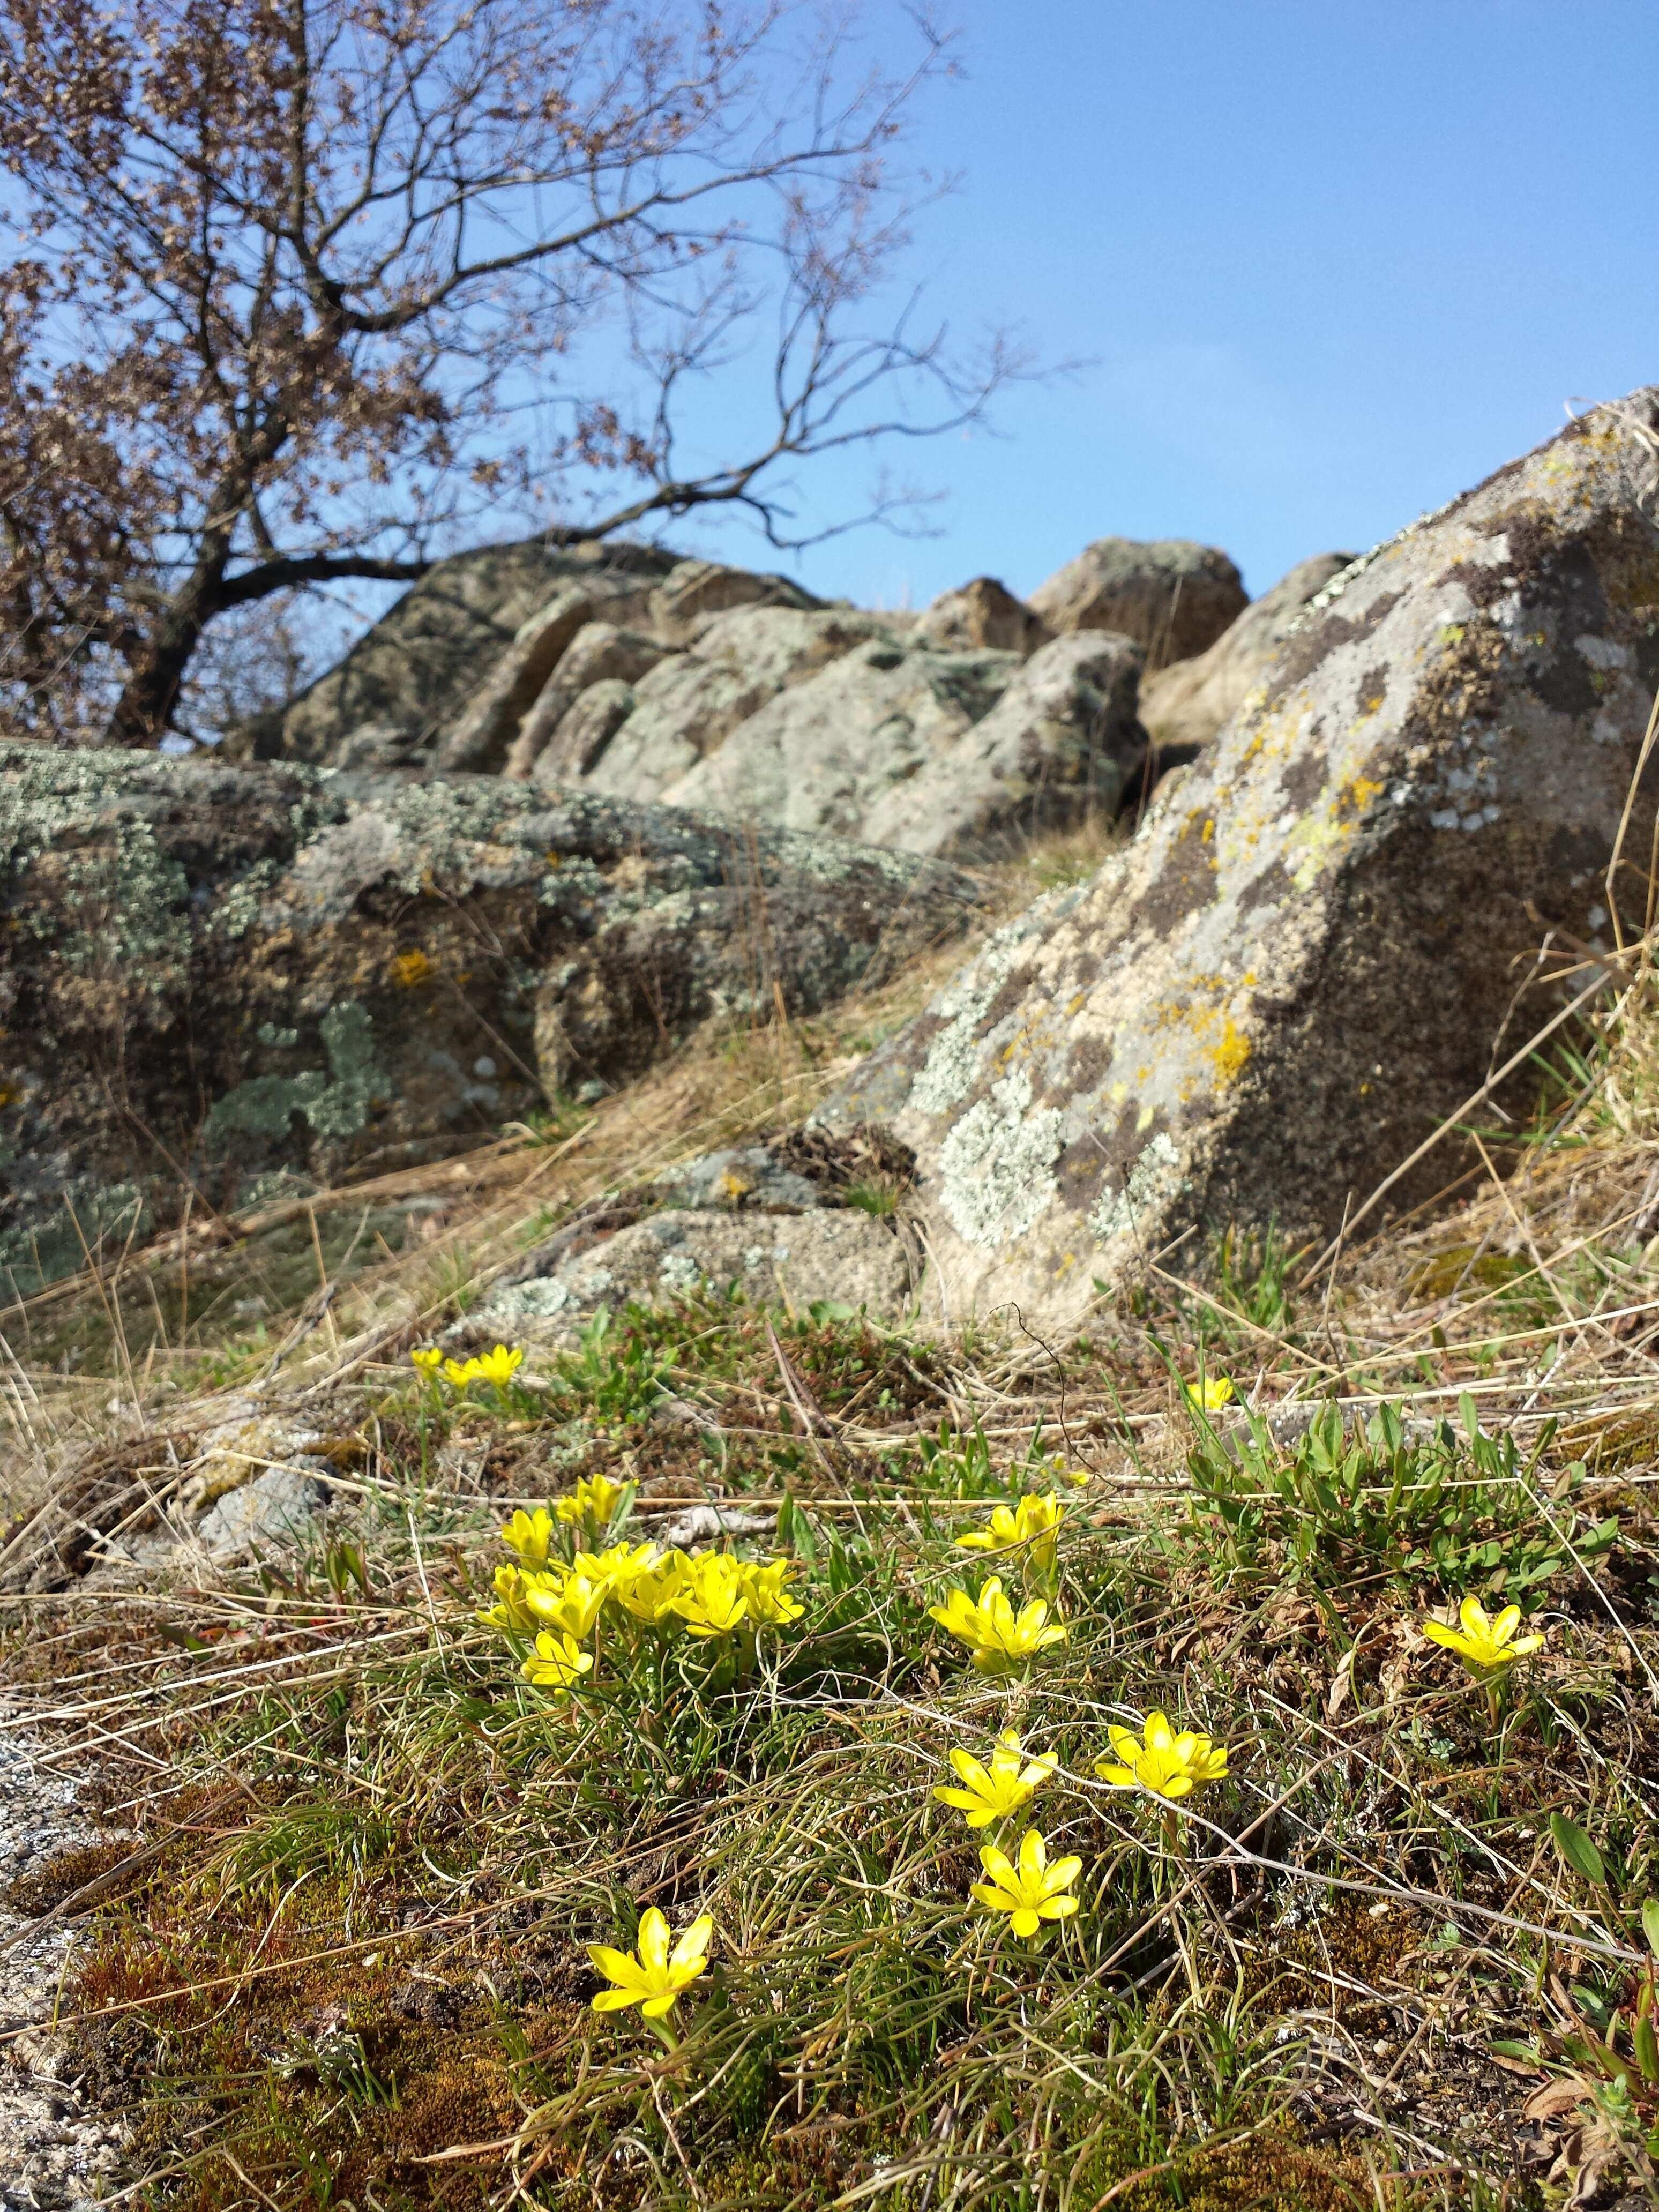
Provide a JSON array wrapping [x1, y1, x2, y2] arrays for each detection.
[[479, 1479, 804, 1697], [412, 1342, 524, 1393]]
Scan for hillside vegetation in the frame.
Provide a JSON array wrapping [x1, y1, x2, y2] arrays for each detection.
[[2, 873, 1657, 2212]]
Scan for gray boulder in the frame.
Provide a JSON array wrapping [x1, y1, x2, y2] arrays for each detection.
[[662, 636, 1025, 839], [459, 1207, 914, 1348], [504, 625, 674, 781], [1138, 552, 1357, 753], [541, 605, 886, 803], [431, 578, 654, 775], [645, 556, 821, 641], [863, 631, 1147, 859], [0, 748, 991, 1296], [1028, 537, 1247, 669], [819, 390, 1659, 1327], [911, 577, 1051, 655]]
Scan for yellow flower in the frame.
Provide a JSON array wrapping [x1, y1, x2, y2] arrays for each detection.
[[554, 1472, 628, 1532], [611, 1553, 689, 1625], [472, 1343, 524, 1391], [1185, 1376, 1235, 1415], [477, 1564, 543, 1635], [574, 1540, 662, 1590], [521, 1630, 593, 1694], [1095, 1711, 1229, 1800], [442, 1355, 479, 1388], [588, 1907, 714, 2021], [410, 1346, 443, 1379], [956, 1492, 1065, 1574], [674, 1552, 751, 1639], [523, 1568, 607, 1642], [502, 1507, 557, 1568], [736, 1557, 805, 1627], [970, 1828, 1083, 1939], [934, 1730, 1057, 1828], [1421, 1595, 1545, 1677], [929, 1576, 1067, 1674]]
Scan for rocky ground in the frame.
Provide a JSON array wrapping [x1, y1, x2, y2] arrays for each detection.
[[0, 1732, 129, 2208]]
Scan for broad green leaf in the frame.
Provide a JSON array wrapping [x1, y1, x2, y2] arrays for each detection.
[[1550, 1812, 1607, 1888], [1641, 1897, 1659, 1959]]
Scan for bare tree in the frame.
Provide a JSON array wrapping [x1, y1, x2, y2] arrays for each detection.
[[0, 0, 1016, 749]]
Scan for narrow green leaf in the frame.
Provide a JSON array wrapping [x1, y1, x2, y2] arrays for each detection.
[[1550, 1812, 1607, 1887]]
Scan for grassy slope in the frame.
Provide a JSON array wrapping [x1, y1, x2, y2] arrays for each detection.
[[2, 859, 1658, 2211]]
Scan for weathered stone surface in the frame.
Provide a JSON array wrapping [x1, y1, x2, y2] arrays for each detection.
[[245, 535, 677, 767], [459, 1207, 914, 1347], [820, 391, 1659, 1327], [1028, 537, 1247, 669], [911, 576, 1051, 655], [572, 605, 890, 805], [863, 631, 1146, 858], [1138, 552, 1356, 752], [0, 747, 991, 1294], [662, 636, 1023, 839], [528, 678, 641, 784], [646, 556, 821, 641], [504, 624, 675, 781], [431, 580, 649, 774]]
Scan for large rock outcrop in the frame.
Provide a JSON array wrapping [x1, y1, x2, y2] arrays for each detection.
[[245, 537, 680, 767], [240, 540, 1146, 859], [1027, 538, 1247, 668], [0, 749, 991, 1295], [1138, 552, 1356, 753], [819, 391, 1659, 1327]]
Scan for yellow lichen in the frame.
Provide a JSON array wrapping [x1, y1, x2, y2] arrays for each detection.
[[390, 946, 433, 989]]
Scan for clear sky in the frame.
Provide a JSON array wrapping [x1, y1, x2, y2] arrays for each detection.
[[670, 0, 1659, 611]]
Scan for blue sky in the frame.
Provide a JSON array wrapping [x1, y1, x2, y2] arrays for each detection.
[[668, 0, 1659, 610]]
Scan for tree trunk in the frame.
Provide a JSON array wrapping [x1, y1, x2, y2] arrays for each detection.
[[101, 535, 235, 747]]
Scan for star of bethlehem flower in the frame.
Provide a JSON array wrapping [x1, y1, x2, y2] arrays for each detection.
[[970, 1828, 1082, 1938], [477, 1564, 540, 1635], [409, 1346, 443, 1378], [737, 1557, 804, 1626], [1185, 1376, 1235, 1415], [523, 1568, 607, 1642], [502, 1507, 557, 1567], [1095, 1710, 1229, 1800], [442, 1355, 479, 1388], [1421, 1595, 1545, 1677], [674, 1552, 752, 1638], [521, 1630, 593, 1693], [956, 1492, 1065, 1574], [611, 1553, 690, 1625], [588, 1907, 714, 2028], [471, 1343, 524, 1390], [573, 1540, 662, 1591], [929, 1576, 1067, 1673], [934, 1730, 1058, 1828], [554, 1472, 627, 1531]]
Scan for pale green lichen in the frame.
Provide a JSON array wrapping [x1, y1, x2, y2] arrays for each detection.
[[205, 1002, 379, 1151], [936, 1066, 1064, 1246]]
